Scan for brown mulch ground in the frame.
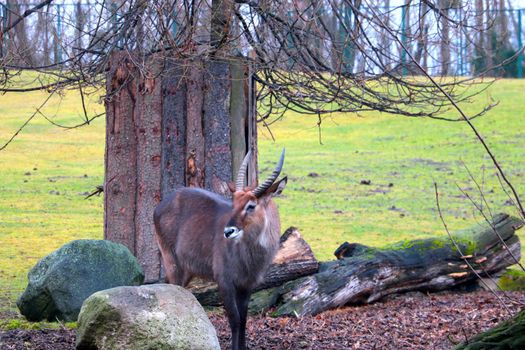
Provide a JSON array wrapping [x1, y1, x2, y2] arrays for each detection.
[[1, 291, 524, 349]]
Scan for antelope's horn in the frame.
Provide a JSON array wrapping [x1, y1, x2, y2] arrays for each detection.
[[252, 148, 285, 198], [235, 149, 252, 191]]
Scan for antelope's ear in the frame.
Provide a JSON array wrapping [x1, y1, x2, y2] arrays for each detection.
[[227, 181, 236, 193], [265, 176, 287, 197]]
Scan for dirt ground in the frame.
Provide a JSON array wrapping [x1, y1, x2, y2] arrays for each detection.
[[1, 291, 524, 349]]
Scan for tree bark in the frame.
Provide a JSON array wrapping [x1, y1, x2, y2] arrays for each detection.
[[134, 59, 163, 281], [161, 58, 187, 195], [497, 0, 509, 45], [210, 0, 234, 54], [380, 0, 391, 71], [413, 2, 427, 70], [203, 61, 233, 196], [104, 53, 139, 253], [440, 5, 450, 76], [75, 0, 85, 56], [245, 213, 522, 317], [484, 0, 494, 71], [473, 0, 485, 74], [11, 1, 34, 66], [104, 53, 256, 282], [185, 60, 205, 188]]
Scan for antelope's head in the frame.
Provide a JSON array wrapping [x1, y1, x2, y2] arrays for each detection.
[[223, 149, 287, 240]]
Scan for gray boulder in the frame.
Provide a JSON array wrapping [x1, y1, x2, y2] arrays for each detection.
[[76, 284, 220, 350], [17, 239, 144, 322]]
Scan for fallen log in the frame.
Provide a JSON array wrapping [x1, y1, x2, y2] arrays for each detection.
[[260, 227, 320, 289], [249, 213, 522, 317], [189, 227, 319, 306]]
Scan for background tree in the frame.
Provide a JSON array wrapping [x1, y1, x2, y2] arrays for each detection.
[[2, 0, 522, 118]]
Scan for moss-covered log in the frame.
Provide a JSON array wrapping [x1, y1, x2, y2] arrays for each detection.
[[250, 213, 522, 317], [456, 308, 525, 350]]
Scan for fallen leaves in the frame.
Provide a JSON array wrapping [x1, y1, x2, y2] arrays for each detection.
[[209, 291, 524, 349], [1, 291, 524, 349]]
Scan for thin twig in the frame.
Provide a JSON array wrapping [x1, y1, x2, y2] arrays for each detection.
[[434, 182, 512, 316], [0, 91, 55, 151], [364, 0, 525, 221]]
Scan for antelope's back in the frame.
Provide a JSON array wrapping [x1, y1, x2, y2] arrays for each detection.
[[154, 187, 231, 244]]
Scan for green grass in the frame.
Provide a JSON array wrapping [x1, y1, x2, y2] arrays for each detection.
[[258, 79, 525, 259], [0, 87, 105, 313], [499, 270, 525, 291], [1, 79, 524, 316], [0, 318, 76, 331]]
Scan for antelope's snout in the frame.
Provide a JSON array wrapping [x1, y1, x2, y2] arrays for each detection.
[[224, 226, 243, 239]]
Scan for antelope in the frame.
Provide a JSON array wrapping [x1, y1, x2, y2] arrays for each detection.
[[153, 149, 287, 350]]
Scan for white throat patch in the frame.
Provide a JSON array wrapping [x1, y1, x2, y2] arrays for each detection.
[[258, 216, 271, 248]]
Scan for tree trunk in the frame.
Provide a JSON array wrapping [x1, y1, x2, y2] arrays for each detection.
[[347, 0, 361, 74], [484, 0, 494, 71], [245, 213, 522, 316], [75, 0, 85, 56], [497, 0, 509, 45], [473, 0, 485, 74], [413, 2, 427, 70], [380, 0, 391, 71], [440, 6, 450, 76], [104, 52, 256, 282], [328, 1, 342, 71], [11, 1, 34, 66], [210, 0, 234, 55]]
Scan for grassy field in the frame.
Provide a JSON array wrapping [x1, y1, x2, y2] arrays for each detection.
[[1, 79, 524, 314]]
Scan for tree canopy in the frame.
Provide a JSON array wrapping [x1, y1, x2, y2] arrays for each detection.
[[0, 0, 521, 132]]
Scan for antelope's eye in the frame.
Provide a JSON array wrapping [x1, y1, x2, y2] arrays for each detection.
[[245, 202, 256, 213]]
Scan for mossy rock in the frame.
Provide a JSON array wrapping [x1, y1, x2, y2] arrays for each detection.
[[17, 239, 144, 322], [76, 284, 220, 350]]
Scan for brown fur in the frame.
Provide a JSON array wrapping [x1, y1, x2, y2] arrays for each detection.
[[153, 178, 286, 350]]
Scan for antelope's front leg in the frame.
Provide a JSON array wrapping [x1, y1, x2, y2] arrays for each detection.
[[236, 288, 251, 350], [219, 284, 241, 350]]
